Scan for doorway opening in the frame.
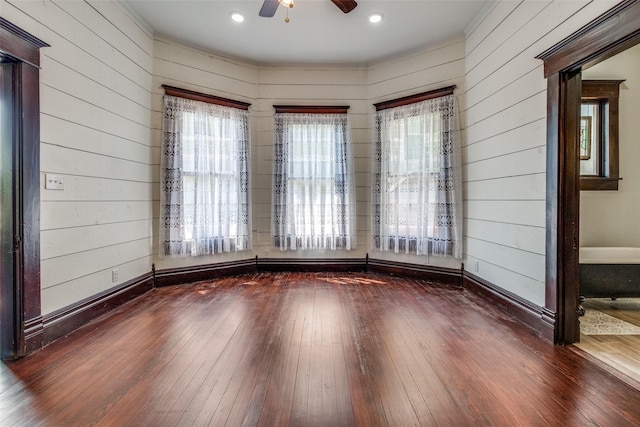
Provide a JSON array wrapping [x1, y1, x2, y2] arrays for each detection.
[[537, 0, 640, 346], [572, 43, 640, 385]]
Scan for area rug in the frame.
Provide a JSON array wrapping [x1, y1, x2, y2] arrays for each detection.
[[581, 309, 640, 335], [588, 298, 640, 311]]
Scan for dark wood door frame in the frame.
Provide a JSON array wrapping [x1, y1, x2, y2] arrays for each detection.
[[537, 0, 640, 344], [0, 18, 48, 358]]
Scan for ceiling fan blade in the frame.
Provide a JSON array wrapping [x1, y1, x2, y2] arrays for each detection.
[[259, 0, 279, 17], [331, 0, 357, 14]]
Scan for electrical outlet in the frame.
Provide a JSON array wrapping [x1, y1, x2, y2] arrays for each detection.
[[112, 269, 119, 283], [473, 261, 480, 273]]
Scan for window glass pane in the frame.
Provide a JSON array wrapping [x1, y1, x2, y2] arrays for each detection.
[[580, 103, 600, 176]]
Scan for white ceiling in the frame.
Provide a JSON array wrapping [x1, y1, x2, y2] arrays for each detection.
[[125, 0, 489, 65]]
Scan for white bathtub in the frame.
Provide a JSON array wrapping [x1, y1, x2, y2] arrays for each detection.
[[579, 247, 640, 264], [579, 247, 640, 297]]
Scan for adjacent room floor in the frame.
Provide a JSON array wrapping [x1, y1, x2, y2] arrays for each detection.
[[2, 272, 640, 426], [576, 297, 640, 388]]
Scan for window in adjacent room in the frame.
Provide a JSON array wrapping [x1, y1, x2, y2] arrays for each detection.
[[373, 87, 462, 258], [160, 87, 251, 257], [272, 106, 356, 251], [580, 80, 624, 191]]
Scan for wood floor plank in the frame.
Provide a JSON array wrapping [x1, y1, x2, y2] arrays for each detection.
[[3, 272, 640, 426], [257, 278, 306, 426]]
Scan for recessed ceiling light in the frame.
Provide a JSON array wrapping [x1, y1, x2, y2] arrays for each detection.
[[369, 13, 383, 24], [231, 12, 245, 23]]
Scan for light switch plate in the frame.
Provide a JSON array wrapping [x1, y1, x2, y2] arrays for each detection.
[[45, 174, 64, 190]]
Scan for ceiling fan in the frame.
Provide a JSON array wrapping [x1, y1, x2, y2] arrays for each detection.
[[259, 0, 358, 18]]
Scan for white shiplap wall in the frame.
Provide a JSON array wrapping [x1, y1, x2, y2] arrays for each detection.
[[2, 0, 155, 315], [254, 64, 369, 259], [151, 42, 369, 266], [151, 37, 465, 269], [463, 0, 620, 306]]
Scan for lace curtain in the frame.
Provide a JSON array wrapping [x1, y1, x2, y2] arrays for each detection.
[[373, 94, 462, 258], [272, 113, 356, 250], [160, 95, 251, 257]]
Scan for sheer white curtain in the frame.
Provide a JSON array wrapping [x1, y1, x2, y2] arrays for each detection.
[[160, 95, 251, 257], [272, 113, 356, 250], [373, 94, 462, 258]]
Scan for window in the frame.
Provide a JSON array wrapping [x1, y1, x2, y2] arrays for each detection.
[[373, 88, 462, 258], [580, 80, 623, 190], [160, 90, 251, 257], [272, 108, 356, 250]]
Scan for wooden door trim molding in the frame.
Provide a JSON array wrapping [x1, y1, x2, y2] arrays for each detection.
[[0, 18, 49, 357], [537, 0, 640, 77], [162, 85, 251, 110], [536, 0, 640, 344], [0, 17, 48, 66]]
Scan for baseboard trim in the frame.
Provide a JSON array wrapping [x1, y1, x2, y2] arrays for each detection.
[[42, 273, 154, 346], [257, 257, 367, 272], [463, 271, 552, 341], [541, 307, 556, 343], [368, 258, 463, 286], [24, 315, 43, 355], [38, 258, 556, 349], [154, 258, 257, 287]]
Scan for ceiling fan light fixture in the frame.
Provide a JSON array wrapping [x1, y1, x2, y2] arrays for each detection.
[[278, 0, 294, 8], [230, 12, 245, 22], [369, 13, 383, 23]]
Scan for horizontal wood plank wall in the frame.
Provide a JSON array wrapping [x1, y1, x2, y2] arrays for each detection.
[[2, 0, 155, 316], [253, 64, 369, 259], [462, 0, 617, 308], [151, 36, 466, 271]]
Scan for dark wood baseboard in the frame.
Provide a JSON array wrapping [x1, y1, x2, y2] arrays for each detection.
[[541, 307, 556, 342], [24, 316, 43, 354], [154, 258, 257, 287], [368, 258, 463, 286], [463, 271, 552, 341], [36, 257, 555, 351], [257, 257, 366, 272], [42, 273, 154, 346]]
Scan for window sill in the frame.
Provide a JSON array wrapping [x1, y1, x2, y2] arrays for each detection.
[[580, 177, 620, 191]]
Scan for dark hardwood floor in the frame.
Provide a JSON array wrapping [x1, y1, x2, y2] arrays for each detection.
[[2, 272, 640, 426]]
